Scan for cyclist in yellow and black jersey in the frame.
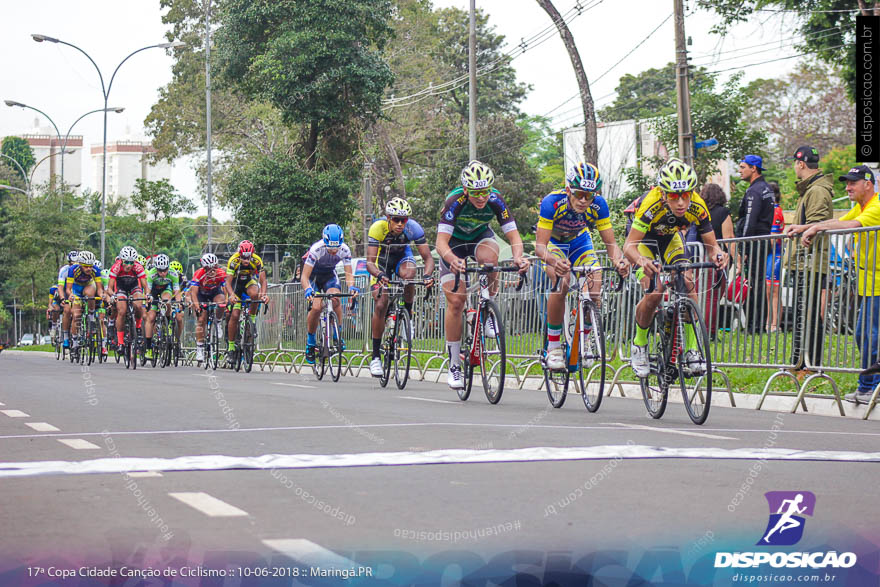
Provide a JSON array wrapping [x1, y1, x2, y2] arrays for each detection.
[[225, 240, 268, 354], [624, 158, 728, 378]]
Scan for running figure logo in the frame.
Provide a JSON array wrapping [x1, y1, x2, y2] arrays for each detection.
[[758, 491, 816, 546]]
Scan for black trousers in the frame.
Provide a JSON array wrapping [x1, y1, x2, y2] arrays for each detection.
[[791, 269, 825, 368]]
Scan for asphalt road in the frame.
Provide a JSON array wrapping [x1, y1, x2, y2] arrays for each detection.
[[1, 352, 878, 585]]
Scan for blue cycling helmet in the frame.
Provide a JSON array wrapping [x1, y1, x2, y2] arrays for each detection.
[[322, 224, 344, 248], [566, 162, 602, 192]]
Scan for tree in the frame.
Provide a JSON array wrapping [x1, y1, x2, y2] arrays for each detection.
[[598, 62, 714, 123], [518, 115, 564, 185], [695, 0, 880, 100], [1, 137, 36, 183], [743, 63, 856, 160], [129, 178, 197, 254], [225, 154, 358, 250], [215, 0, 395, 169]]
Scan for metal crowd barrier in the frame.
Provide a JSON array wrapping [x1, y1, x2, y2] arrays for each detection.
[[176, 229, 880, 419]]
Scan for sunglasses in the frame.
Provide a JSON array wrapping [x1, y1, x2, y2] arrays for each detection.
[[390, 216, 408, 224], [569, 190, 595, 202], [240, 252, 253, 258], [122, 260, 135, 266], [80, 264, 94, 270], [663, 191, 691, 201], [468, 188, 491, 199]]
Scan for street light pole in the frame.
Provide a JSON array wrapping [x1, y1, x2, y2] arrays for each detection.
[[3, 100, 62, 189], [0, 152, 31, 195], [205, 0, 214, 247], [32, 34, 185, 266]]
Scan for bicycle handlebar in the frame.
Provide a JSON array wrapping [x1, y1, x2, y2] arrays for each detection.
[[645, 261, 727, 294], [452, 264, 528, 293], [549, 266, 625, 293], [384, 279, 434, 301]]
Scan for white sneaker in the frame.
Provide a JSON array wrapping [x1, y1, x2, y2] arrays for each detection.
[[447, 365, 464, 389], [631, 344, 650, 378], [483, 315, 498, 338], [546, 347, 566, 371], [196, 346, 205, 362], [682, 349, 706, 377], [369, 357, 384, 377]]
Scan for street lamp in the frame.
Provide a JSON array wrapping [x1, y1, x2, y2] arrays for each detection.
[[4, 101, 124, 192], [0, 152, 30, 195], [32, 33, 185, 266]]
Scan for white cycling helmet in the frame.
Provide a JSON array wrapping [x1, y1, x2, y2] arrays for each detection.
[[67, 250, 79, 263], [385, 197, 412, 217], [154, 253, 170, 270], [78, 250, 96, 265], [200, 253, 219, 268], [119, 246, 138, 261]]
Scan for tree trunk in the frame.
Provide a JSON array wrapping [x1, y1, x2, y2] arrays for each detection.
[[305, 121, 319, 170], [535, 0, 598, 165], [376, 123, 406, 198]]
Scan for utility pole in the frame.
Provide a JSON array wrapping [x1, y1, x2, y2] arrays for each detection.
[[673, 0, 694, 168], [468, 0, 477, 160], [363, 162, 373, 257], [205, 0, 214, 248]]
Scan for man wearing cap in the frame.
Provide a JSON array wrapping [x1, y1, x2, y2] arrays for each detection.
[[792, 166, 880, 404], [783, 146, 834, 372], [736, 154, 775, 333]]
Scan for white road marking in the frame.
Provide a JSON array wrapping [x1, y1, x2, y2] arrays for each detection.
[[271, 383, 316, 389], [609, 422, 738, 440], [3, 445, 880, 478], [57, 438, 101, 450], [169, 492, 248, 517], [262, 539, 357, 568], [400, 396, 458, 404], [127, 471, 163, 478], [26, 422, 60, 432], [1, 410, 30, 418]]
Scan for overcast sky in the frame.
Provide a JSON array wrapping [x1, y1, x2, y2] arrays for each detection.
[[1, 1, 806, 221]]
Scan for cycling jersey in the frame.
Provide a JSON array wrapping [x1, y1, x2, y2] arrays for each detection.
[[227, 252, 264, 281], [631, 187, 713, 239], [109, 260, 147, 288], [190, 267, 228, 291], [147, 268, 181, 293], [304, 241, 352, 274], [437, 187, 517, 242], [537, 189, 611, 243], [57, 264, 74, 287], [368, 217, 425, 272], [65, 264, 102, 287]]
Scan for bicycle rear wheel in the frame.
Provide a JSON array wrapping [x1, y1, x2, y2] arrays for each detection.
[[639, 321, 668, 419], [675, 297, 713, 425], [328, 311, 343, 382], [54, 324, 61, 360], [480, 300, 506, 404], [542, 323, 568, 408], [393, 309, 411, 390], [578, 299, 606, 413]]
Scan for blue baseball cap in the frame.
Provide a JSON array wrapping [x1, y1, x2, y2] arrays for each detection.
[[740, 155, 764, 171]]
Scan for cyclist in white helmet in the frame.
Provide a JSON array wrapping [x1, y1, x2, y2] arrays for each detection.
[[188, 252, 228, 362]]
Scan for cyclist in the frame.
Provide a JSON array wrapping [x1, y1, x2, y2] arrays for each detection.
[[436, 160, 530, 389], [170, 260, 188, 337], [108, 246, 149, 350], [301, 225, 357, 364], [56, 250, 78, 349], [47, 283, 62, 341], [62, 250, 104, 351], [365, 198, 435, 377], [225, 240, 269, 355], [189, 253, 228, 362], [144, 253, 182, 359], [624, 158, 728, 377], [535, 162, 629, 370], [93, 260, 111, 357]]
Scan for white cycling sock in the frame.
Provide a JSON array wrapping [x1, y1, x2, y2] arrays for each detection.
[[447, 340, 461, 367]]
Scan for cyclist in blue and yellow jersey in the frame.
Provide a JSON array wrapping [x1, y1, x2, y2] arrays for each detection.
[[301, 225, 358, 364], [535, 162, 629, 370], [62, 250, 105, 351], [436, 160, 530, 389], [225, 240, 269, 354], [624, 158, 728, 377], [47, 284, 62, 334], [365, 197, 435, 377], [57, 250, 79, 349]]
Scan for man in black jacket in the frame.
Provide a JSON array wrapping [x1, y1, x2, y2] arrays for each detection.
[[737, 154, 775, 333]]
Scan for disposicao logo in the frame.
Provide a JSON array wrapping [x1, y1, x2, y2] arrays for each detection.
[[714, 491, 858, 570]]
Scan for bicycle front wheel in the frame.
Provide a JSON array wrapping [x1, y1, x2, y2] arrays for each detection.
[[542, 323, 568, 408], [675, 297, 713, 425], [457, 308, 473, 401], [480, 300, 506, 405], [639, 320, 668, 419], [243, 318, 255, 373], [393, 309, 412, 390], [313, 317, 326, 381], [578, 299, 606, 413], [328, 311, 342, 382]]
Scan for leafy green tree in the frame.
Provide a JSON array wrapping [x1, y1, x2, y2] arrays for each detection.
[[129, 178, 197, 254], [1, 137, 36, 182], [518, 115, 564, 185], [598, 62, 714, 123], [215, 0, 395, 169], [695, 0, 876, 100], [225, 154, 358, 250]]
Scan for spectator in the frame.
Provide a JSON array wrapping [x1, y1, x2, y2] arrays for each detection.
[[700, 182, 735, 337], [736, 155, 775, 334], [783, 146, 834, 374], [793, 166, 879, 404], [765, 182, 785, 332]]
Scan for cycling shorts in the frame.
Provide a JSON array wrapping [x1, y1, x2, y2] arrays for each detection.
[[545, 231, 600, 269], [633, 232, 687, 282], [369, 248, 417, 288], [310, 271, 342, 293], [438, 227, 497, 284]]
